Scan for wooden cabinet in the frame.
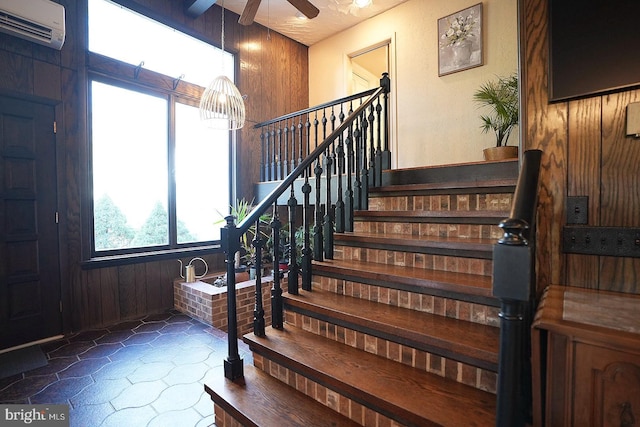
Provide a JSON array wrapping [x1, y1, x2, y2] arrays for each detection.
[[532, 285, 640, 427]]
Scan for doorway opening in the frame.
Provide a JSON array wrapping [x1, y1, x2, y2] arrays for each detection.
[[348, 42, 389, 95]]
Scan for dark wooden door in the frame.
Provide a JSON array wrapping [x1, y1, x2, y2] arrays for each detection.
[[0, 96, 61, 350]]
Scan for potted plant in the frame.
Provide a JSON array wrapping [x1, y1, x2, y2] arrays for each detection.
[[215, 198, 272, 281], [473, 73, 519, 160]]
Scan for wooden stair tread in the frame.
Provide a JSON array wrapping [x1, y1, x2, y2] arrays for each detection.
[[205, 364, 362, 427], [244, 326, 496, 427], [355, 209, 509, 223], [284, 289, 499, 371], [313, 259, 497, 304], [379, 159, 518, 188], [336, 232, 495, 247], [370, 178, 517, 194], [334, 232, 495, 258]]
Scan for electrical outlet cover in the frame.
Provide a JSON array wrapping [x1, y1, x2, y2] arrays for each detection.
[[566, 196, 588, 224]]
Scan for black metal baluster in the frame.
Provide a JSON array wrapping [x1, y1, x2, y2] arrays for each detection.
[[275, 127, 281, 180], [283, 122, 289, 177], [368, 104, 376, 188], [361, 110, 370, 210], [321, 109, 328, 141], [345, 103, 355, 232], [329, 106, 336, 174], [252, 219, 265, 337], [290, 122, 297, 172], [313, 113, 319, 150], [270, 204, 283, 329], [353, 112, 363, 211], [374, 97, 383, 187], [260, 130, 266, 182], [301, 165, 312, 291], [305, 114, 311, 158], [267, 127, 274, 182], [312, 111, 324, 261], [298, 117, 304, 166], [334, 105, 346, 233], [323, 147, 334, 259], [313, 156, 324, 261], [287, 185, 299, 294]]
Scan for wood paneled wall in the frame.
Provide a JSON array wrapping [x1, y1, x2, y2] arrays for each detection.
[[0, 0, 308, 331], [520, 0, 640, 294]]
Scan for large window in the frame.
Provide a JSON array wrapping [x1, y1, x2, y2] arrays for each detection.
[[88, 0, 234, 256]]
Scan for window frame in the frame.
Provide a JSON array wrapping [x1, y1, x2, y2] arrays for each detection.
[[82, 5, 240, 268]]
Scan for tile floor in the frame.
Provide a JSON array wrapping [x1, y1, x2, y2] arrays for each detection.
[[0, 310, 252, 427]]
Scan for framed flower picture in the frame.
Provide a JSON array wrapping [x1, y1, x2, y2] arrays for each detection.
[[438, 3, 483, 76]]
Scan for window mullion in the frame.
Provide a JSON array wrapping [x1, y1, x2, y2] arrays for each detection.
[[168, 95, 178, 247]]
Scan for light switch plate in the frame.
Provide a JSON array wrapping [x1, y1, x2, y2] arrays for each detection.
[[566, 196, 588, 225], [627, 102, 640, 137]]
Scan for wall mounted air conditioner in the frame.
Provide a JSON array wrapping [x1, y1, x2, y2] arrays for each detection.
[[0, 0, 65, 50]]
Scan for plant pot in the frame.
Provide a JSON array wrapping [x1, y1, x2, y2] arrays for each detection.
[[483, 146, 518, 161]]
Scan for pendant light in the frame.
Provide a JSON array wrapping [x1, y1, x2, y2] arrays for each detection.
[[199, 1, 246, 130]]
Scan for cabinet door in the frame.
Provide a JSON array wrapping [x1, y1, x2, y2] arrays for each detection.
[[574, 343, 640, 427]]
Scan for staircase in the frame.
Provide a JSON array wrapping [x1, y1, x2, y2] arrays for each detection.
[[205, 159, 519, 427]]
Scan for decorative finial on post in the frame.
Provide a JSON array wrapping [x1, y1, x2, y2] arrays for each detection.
[[498, 218, 529, 246]]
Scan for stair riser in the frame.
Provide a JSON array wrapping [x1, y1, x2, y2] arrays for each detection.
[[368, 193, 513, 213], [214, 408, 247, 427], [314, 276, 499, 326], [253, 353, 414, 427], [334, 246, 493, 276], [285, 311, 498, 394], [353, 221, 504, 240]]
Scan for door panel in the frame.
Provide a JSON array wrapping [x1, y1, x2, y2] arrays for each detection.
[[0, 96, 61, 350]]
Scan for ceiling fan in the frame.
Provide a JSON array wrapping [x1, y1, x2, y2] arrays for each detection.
[[238, 0, 320, 25]]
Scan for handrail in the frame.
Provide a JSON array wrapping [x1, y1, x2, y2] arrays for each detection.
[[236, 85, 385, 236], [253, 88, 378, 128], [493, 149, 543, 427]]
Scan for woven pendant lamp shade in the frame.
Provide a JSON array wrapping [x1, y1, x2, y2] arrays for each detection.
[[199, 2, 245, 130], [199, 75, 245, 130]]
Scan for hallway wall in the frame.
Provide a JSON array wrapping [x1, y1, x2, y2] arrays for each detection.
[[308, 0, 518, 167]]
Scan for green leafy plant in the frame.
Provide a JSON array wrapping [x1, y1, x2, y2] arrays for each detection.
[[473, 73, 519, 147], [215, 199, 272, 268]]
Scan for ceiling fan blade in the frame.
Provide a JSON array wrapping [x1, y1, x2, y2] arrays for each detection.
[[286, 0, 320, 19], [239, 0, 261, 25]]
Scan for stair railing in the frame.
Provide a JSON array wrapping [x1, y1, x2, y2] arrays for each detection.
[[492, 149, 543, 427], [221, 73, 391, 381]]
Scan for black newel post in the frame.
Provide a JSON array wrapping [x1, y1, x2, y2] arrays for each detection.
[[221, 215, 243, 381], [380, 72, 391, 170], [493, 149, 542, 427], [493, 218, 531, 427]]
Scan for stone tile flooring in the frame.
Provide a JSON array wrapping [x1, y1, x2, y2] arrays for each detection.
[[0, 310, 252, 427]]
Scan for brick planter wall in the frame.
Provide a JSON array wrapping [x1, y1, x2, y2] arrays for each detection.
[[174, 274, 274, 337]]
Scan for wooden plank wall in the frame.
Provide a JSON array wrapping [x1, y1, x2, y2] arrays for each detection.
[[521, 0, 640, 294], [0, 0, 309, 331]]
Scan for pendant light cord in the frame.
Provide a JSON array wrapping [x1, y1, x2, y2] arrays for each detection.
[[221, 0, 225, 53]]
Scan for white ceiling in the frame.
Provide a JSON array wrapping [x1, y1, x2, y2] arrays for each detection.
[[220, 0, 409, 46]]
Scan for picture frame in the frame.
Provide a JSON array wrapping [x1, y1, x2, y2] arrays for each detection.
[[438, 3, 483, 76]]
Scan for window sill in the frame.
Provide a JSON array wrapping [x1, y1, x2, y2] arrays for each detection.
[[82, 244, 222, 269]]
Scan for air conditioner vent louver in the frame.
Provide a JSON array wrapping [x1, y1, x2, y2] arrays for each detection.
[[0, 0, 65, 50], [0, 11, 53, 43]]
